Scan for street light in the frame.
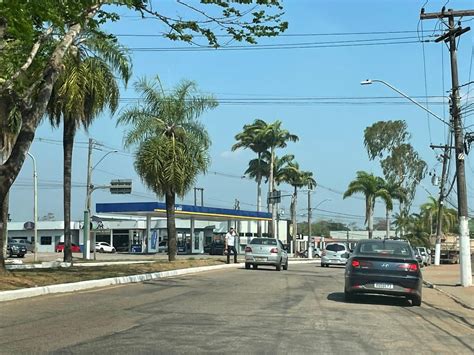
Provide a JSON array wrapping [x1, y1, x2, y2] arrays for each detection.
[[310, 198, 331, 256], [26, 152, 38, 262], [83, 139, 118, 260], [360, 79, 450, 127]]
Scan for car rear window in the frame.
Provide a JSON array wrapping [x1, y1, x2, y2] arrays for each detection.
[[250, 238, 277, 246], [357, 241, 412, 257], [325, 244, 346, 252]]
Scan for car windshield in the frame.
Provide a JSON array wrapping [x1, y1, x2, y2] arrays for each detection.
[[250, 238, 277, 246], [326, 244, 345, 252], [356, 241, 412, 257]]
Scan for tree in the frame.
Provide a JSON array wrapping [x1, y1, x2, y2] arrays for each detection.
[[420, 197, 458, 236], [232, 119, 270, 236], [0, 0, 287, 271], [283, 162, 316, 250], [118, 77, 217, 261], [343, 171, 390, 239], [379, 178, 406, 238], [259, 121, 298, 237], [46, 30, 131, 262], [364, 120, 427, 212]]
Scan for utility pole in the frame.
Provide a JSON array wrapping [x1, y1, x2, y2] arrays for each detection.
[[83, 138, 93, 260], [430, 144, 451, 266], [421, 8, 473, 286], [193, 187, 204, 206], [307, 190, 313, 259]]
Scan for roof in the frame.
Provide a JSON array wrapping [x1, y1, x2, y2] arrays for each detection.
[[96, 202, 272, 222]]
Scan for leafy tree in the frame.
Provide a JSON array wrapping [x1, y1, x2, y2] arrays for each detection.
[[0, 0, 287, 271], [364, 120, 427, 212], [118, 77, 217, 261], [46, 30, 131, 262], [343, 171, 391, 239]]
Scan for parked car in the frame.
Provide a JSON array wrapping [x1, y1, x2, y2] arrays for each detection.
[[413, 248, 424, 267], [11, 239, 34, 253], [158, 241, 168, 253], [209, 241, 225, 255], [95, 242, 116, 253], [7, 241, 27, 258], [416, 247, 431, 266], [344, 239, 423, 306], [321, 242, 350, 267], [244, 237, 288, 271], [55, 242, 81, 253], [302, 247, 322, 258]]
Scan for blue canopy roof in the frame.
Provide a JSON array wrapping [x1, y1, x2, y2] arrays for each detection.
[[96, 202, 271, 221]]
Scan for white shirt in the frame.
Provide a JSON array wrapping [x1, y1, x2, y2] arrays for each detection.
[[225, 231, 235, 246]]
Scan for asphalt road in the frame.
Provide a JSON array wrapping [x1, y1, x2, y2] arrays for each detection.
[[1, 264, 473, 354]]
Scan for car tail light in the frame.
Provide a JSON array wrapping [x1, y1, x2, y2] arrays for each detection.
[[351, 259, 372, 269], [398, 263, 418, 272], [245, 246, 252, 253], [270, 248, 278, 253]]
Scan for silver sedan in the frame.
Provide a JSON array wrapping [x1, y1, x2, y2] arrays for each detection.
[[244, 238, 288, 271]]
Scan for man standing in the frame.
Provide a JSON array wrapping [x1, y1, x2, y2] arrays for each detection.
[[225, 227, 238, 264]]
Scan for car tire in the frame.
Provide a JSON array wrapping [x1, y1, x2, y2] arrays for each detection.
[[283, 260, 288, 270], [321, 263, 325, 267], [410, 295, 422, 307], [99, 248, 104, 253], [276, 263, 281, 271], [245, 263, 250, 270], [253, 264, 258, 269]]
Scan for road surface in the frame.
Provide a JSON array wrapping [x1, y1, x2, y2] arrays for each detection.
[[1, 263, 473, 354]]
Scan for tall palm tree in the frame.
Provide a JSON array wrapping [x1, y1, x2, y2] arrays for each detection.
[[46, 30, 131, 262], [379, 179, 406, 239], [118, 77, 217, 261], [259, 120, 298, 237], [282, 162, 316, 252], [420, 197, 458, 236], [232, 119, 269, 236], [343, 171, 390, 239]]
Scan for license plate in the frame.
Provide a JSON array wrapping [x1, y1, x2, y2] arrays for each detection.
[[255, 257, 267, 261], [374, 283, 393, 289]]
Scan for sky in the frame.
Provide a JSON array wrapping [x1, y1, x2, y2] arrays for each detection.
[[9, 0, 474, 228]]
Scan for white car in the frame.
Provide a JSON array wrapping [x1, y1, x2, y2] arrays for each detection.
[[95, 242, 116, 253]]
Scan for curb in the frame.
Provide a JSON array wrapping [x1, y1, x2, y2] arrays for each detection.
[[423, 280, 474, 311], [0, 260, 319, 303]]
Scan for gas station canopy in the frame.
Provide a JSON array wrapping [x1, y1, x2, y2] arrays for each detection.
[[96, 202, 271, 222]]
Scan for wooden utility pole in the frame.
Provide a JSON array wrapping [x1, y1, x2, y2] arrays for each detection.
[[421, 8, 473, 286]]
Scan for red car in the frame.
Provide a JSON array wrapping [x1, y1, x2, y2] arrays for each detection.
[[55, 242, 81, 253]]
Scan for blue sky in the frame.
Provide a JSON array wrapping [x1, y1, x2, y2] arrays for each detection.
[[10, 0, 474, 227]]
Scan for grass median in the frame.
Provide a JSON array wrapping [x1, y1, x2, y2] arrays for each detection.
[[0, 258, 224, 291]]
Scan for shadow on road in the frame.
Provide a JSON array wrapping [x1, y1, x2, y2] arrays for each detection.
[[327, 292, 412, 307]]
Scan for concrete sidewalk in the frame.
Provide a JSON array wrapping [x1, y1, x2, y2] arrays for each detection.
[[422, 264, 474, 310]]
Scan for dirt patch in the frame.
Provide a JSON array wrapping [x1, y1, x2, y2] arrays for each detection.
[[0, 259, 224, 291]]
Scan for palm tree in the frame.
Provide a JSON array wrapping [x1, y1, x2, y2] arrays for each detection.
[[259, 120, 299, 237], [281, 162, 316, 252], [118, 77, 217, 261], [232, 119, 269, 236], [392, 210, 411, 238], [379, 179, 406, 239], [420, 197, 458, 237], [343, 171, 390, 239], [46, 30, 131, 262]]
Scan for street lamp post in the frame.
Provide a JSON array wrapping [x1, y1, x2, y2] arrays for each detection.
[[26, 152, 38, 262], [312, 198, 331, 255], [83, 138, 117, 260], [361, 78, 471, 286]]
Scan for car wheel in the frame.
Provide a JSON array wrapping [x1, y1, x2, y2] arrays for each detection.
[[112, 249, 116, 253], [410, 295, 422, 307], [245, 263, 250, 270], [283, 260, 288, 270], [276, 263, 281, 271], [99, 248, 104, 253], [253, 264, 258, 269], [321, 263, 325, 267]]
